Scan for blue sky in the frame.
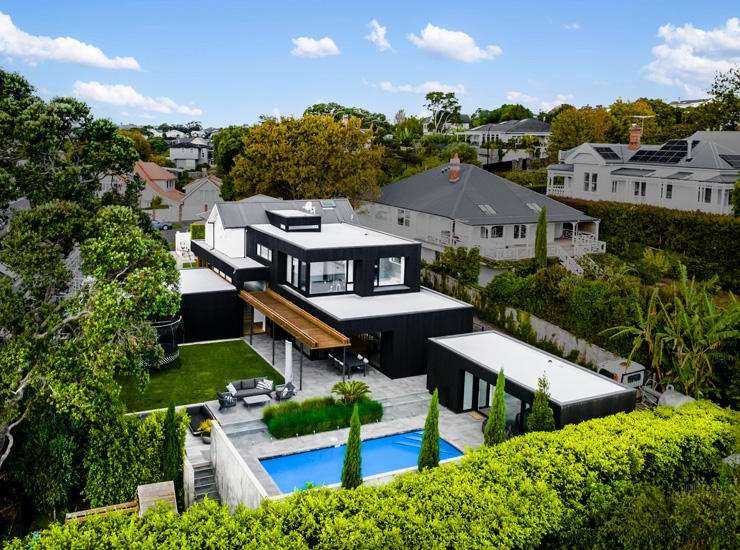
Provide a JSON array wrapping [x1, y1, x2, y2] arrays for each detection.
[[1, 1, 738, 126]]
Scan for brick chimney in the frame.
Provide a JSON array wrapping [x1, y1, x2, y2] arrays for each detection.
[[628, 123, 642, 150], [448, 154, 461, 183]]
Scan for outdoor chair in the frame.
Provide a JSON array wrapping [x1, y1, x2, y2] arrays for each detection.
[[217, 391, 237, 411], [274, 382, 296, 401]]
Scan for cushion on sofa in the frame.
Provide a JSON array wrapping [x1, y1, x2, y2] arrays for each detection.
[[256, 379, 273, 391], [226, 382, 237, 396]]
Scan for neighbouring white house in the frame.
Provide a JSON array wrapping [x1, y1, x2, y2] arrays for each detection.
[[181, 175, 223, 220], [165, 129, 187, 139], [668, 99, 709, 109], [464, 118, 550, 165], [134, 161, 185, 222], [169, 139, 213, 170], [357, 156, 604, 274], [546, 127, 738, 215]]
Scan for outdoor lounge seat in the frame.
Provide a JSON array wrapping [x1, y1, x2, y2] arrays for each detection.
[[186, 404, 216, 434], [274, 382, 296, 401], [217, 391, 237, 411], [228, 378, 273, 399]]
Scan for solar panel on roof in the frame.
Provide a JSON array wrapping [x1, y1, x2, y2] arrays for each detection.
[[594, 146, 620, 160], [719, 154, 740, 168]]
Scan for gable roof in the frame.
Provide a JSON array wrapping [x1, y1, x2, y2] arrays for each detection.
[[213, 198, 357, 228], [374, 164, 595, 225], [183, 175, 222, 196], [134, 161, 184, 202], [468, 118, 550, 134]]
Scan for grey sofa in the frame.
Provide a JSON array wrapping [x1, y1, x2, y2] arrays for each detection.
[[228, 378, 273, 399]]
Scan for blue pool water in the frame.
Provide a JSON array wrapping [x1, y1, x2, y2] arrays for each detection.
[[260, 430, 463, 493]]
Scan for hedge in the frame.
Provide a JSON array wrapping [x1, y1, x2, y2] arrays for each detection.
[[263, 397, 383, 439], [554, 197, 740, 290], [8, 402, 736, 549], [497, 169, 547, 194], [189, 223, 205, 240]]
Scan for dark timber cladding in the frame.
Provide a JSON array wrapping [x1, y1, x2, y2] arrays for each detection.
[[181, 289, 243, 342], [426, 332, 636, 427]]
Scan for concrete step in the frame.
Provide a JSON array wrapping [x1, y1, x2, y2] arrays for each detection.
[[195, 490, 220, 502], [194, 475, 215, 489], [223, 419, 268, 437]]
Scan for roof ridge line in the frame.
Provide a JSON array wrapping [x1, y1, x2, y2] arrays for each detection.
[[449, 164, 474, 218]]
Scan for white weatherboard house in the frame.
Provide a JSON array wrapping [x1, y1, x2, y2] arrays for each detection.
[[169, 139, 213, 170], [357, 159, 604, 272], [464, 118, 550, 164], [546, 128, 738, 215]]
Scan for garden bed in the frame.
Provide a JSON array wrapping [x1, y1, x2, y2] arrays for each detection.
[[263, 396, 383, 439]]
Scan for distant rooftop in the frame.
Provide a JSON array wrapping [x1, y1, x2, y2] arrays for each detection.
[[250, 222, 417, 249]]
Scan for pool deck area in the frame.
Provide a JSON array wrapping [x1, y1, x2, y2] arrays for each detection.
[[184, 333, 484, 496]]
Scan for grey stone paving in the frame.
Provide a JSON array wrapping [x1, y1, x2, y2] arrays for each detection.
[[185, 333, 484, 479]]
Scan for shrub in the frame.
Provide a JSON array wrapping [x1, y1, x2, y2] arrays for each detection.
[[484, 370, 506, 445], [341, 405, 362, 489], [418, 389, 439, 471], [189, 223, 205, 240], [534, 207, 547, 270], [13, 402, 736, 549], [331, 380, 371, 404], [497, 169, 547, 193], [527, 376, 555, 432], [554, 197, 740, 291], [263, 397, 383, 439]]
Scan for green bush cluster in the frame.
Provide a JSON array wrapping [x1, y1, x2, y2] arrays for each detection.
[[83, 410, 188, 507], [555, 197, 740, 290], [10, 402, 736, 549], [263, 396, 383, 439], [497, 169, 547, 193], [189, 223, 205, 240]]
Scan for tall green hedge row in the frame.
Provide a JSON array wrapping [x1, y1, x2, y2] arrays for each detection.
[[8, 402, 736, 549], [555, 197, 740, 290], [263, 397, 383, 439]]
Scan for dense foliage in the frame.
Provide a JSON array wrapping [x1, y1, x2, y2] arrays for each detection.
[[341, 405, 362, 490], [83, 410, 187, 507], [555, 197, 740, 290], [471, 103, 534, 126], [262, 396, 383, 439], [331, 380, 370, 404], [9, 402, 736, 549], [417, 389, 439, 471], [189, 223, 205, 240], [496, 169, 547, 193], [230, 115, 384, 203], [534, 207, 547, 270], [429, 246, 481, 286]]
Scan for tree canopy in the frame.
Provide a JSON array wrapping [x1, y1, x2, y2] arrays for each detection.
[[230, 115, 384, 202], [303, 102, 391, 136], [424, 92, 461, 133], [547, 106, 611, 161], [471, 104, 534, 126]]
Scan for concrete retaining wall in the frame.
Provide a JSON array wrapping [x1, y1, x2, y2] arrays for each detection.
[[210, 422, 268, 510], [183, 456, 195, 509]]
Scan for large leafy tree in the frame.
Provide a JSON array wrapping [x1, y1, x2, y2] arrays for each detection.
[[304, 102, 391, 136], [0, 204, 179, 470], [701, 67, 740, 130], [212, 125, 248, 200], [471, 104, 534, 126], [0, 70, 138, 211], [424, 92, 461, 133], [230, 115, 384, 202], [547, 106, 611, 161], [117, 129, 152, 161]]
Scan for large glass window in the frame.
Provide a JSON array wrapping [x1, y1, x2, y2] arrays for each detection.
[[256, 243, 272, 262], [375, 257, 405, 287], [285, 255, 307, 292], [309, 260, 353, 294]]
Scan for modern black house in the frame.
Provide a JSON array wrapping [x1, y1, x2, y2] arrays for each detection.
[[187, 197, 473, 378], [427, 331, 636, 429]]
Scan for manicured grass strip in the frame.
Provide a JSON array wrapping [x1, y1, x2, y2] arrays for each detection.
[[264, 397, 383, 438], [120, 340, 284, 412]]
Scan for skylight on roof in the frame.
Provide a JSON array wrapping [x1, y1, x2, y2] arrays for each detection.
[[320, 199, 336, 208], [526, 203, 542, 213], [477, 204, 497, 216]]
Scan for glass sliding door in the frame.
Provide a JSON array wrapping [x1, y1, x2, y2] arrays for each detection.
[[477, 380, 490, 409], [462, 371, 474, 410]]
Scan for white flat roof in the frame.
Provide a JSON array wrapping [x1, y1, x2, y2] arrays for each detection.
[[431, 331, 631, 404], [250, 222, 417, 249], [290, 286, 471, 320], [191, 240, 265, 270], [179, 268, 235, 294], [267, 209, 315, 217]]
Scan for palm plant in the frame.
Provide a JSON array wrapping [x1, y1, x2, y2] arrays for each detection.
[[331, 380, 371, 404]]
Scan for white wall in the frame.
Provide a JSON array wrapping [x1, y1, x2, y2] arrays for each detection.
[[183, 456, 195, 509], [210, 423, 268, 510], [211, 212, 245, 257]]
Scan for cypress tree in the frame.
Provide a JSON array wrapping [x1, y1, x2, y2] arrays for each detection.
[[418, 389, 440, 471], [341, 404, 362, 489], [527, 375, 556, 432], [484, 370, 506, 445], [535, 206, 547, 270], [162, 401, 180, 482]]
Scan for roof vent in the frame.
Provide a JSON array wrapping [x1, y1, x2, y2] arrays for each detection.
[[303, 201, 316, 214]]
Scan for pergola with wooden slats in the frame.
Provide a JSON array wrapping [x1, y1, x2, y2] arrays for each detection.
[[65, 501, 138, 523], [239, 289, 350, 350]]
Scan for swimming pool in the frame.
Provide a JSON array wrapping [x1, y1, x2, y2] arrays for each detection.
[[260, 430, 463, 493]]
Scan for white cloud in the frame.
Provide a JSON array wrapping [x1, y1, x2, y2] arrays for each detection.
[[0, 11, 139, 70], [366, 19, 391, 51], [73, 81, 202, 116], [506, 90, 574, 112], [290, 36, 340, 58], [563, 22, 581, 31], [379, 80, 466, 95], [644, 17, 740, 97], [407, 23, 502, 63]]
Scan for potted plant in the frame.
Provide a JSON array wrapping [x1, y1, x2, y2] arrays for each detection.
[[198, 419, 213, 444]]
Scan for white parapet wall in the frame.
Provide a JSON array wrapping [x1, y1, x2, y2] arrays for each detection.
[[183, 456, 195, 509], [210, 422, 269, 510]]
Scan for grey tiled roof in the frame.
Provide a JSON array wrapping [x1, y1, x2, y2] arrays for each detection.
[[215, 198, 356, 228], [374, 164, 595, 225], [468, 118, 550, 134]]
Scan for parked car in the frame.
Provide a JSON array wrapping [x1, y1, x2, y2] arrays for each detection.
[[151, 220, 172, 230]]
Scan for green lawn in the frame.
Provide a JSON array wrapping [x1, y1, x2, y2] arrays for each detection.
[[120, 340, 284, 412]]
